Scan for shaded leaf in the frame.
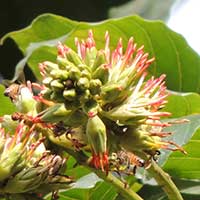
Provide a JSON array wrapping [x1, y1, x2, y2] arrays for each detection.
[[2, 14, 200, 92], [158, 114, 200, 167], [51, 177, 117, 200], [163, 128, 200, 180], [138, 180, 200, 200], [0, 84, 16, 115], [89, 181, 117, 200], [66, 166, 91, 180]]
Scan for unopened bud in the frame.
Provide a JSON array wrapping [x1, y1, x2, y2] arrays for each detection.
[[50, 79, 64, 91], [86, 115, 107, 156], [68, 66, 82, 80], [92, 64, 109, 84], [65, 49, 83, 66], [89, 79, 102, 95], [77, 77, 90, 91], [40, 103, 72, 123], [63, 89, 76, 101], [101, 84, 123, 103], [92, 50, 106, 71], [42, 77, 53, 87], [4, 166, 49, 193]]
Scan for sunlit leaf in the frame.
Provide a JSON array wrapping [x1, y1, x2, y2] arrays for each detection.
[[2, 14, 200, 92], [163, 92, 200, 118]]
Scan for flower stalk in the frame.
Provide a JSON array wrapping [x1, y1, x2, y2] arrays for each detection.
[[148, 160, 184, 200]]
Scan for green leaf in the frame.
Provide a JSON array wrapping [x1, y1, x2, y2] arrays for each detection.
[[138, 181, 200, 200], [163, 92, 200, 118], [0, 84, 16, 116], [1, 14, 78, 53], [52, 179, 117, 200], [2, 14, 200, 92], [175, 179, 200, 195], [71, 173, 102, 189], [89, 181, 117, 200], [158, 114, 200, 167], [163, 128, 200, 180]]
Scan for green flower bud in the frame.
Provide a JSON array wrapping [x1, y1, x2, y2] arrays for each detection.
[[79, 89, 90, 103], [65, 49, 83, 66], [77, 63, 91, 73], [0, 115, 18, 133], [50, 79, 64, 91], [3, 166, 49, 193], [40, 103, 73, 123], [101, 104, 146, 125], [50, 69, 69, 80], [92, 64, 109, 84], [101, 84, 123, 103], [68, 66, 82, 80], [0, 144, 23, 181], [42, 77, 53, 87], [91, 50, 106, 71], [89, 79, 102, 95], [43, 61, 59, 73], [81, 69, 92, 79], [84, 48, 97, 67], [86, 115, 107, 156], [63, 89, 76, 101], [17, 86, 37, 114], [77, 77, 90, 91]]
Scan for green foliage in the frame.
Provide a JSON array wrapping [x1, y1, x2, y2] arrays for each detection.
[[2, 14, 200, 92], [0, 85, 16, 115], [164, 128, 200, 179]]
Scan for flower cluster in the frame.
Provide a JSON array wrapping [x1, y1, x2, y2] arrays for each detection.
[[33, 30, 185, 172], [1, 31, 186, 198], [0, 84, 73, 199]]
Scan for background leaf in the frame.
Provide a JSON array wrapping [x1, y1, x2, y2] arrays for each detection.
[[2, 14, 200, 92], [163, 128, 200, 180], [158, 115, 200, 166], [163, 92, 200, 118], [46, 180, 117, 200], [0, 84, 16, 115]]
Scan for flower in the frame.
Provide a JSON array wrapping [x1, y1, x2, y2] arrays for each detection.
[[33, 30, 185, 171], [0, 119, 72, 195]]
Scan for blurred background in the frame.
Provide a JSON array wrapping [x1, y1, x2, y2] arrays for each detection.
[[0, 0, 199, 81]]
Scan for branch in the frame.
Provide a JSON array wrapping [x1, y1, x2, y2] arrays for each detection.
[[148, 160, 183, 200]]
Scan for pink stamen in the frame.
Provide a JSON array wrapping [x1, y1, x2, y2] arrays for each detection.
[[57, 42, 70, 57], [145, 121, 171, 127], [105, 31, 110, 62], [88, 111, 96, 118], [33, 95, 54, 106], [39, 63, 46, 77]]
